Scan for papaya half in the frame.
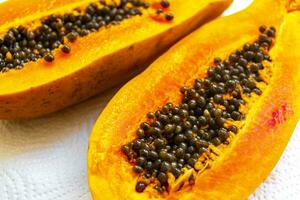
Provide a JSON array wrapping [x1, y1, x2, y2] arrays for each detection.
[[88, 0, 300, 199], [0, 0, 232, 120]]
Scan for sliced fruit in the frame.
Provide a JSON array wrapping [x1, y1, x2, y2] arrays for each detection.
[[0, 0, 232, 119], [88, 0, 300, 199]]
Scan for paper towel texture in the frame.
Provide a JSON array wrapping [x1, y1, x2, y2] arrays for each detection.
[[0, 0, 299, 199]]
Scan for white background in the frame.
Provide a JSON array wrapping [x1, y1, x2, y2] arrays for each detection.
[[1, 0, 300, 199]]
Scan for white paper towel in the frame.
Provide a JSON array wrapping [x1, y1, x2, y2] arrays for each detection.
[[0, 0, 299, 199]]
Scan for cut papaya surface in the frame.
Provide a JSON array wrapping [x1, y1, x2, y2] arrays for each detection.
[[88, 0, 300, 199], [0, 0, 232, 119]]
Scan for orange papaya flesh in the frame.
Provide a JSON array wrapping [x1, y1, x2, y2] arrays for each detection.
[[112, 26, 276, 195], [0, 0, 232, 119], [1, 0, 155, 73], [88, 0, 300, 199]]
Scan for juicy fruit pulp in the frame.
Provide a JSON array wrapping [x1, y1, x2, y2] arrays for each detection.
[[122, 26, 275, 194], [0, 0, 151, 73], [88, 0, 300, 199], [0, 0, 231, 120]]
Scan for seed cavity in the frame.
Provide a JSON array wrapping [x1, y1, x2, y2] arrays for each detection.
[[152, 0, 174, 22], [121, 26, 276, 194], [0, 0, 150, 73]]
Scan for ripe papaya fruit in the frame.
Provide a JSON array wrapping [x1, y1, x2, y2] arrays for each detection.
[[88, 0, 300, 199], [0, 0, 232, 119]]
